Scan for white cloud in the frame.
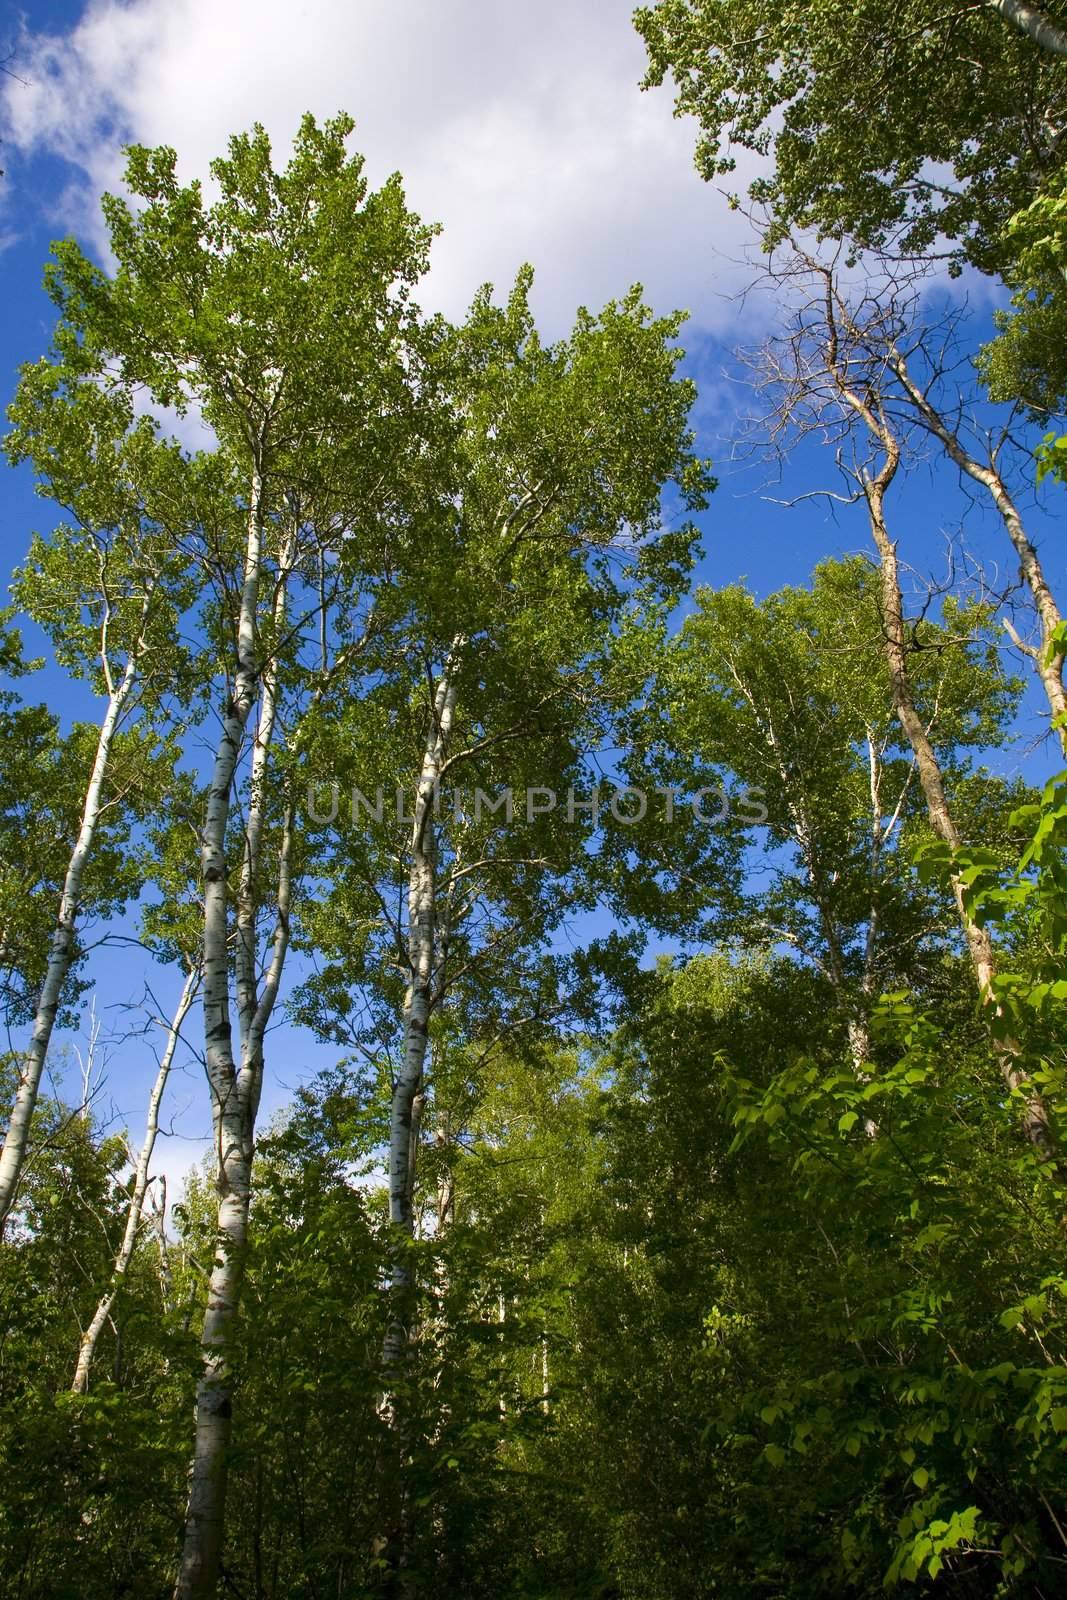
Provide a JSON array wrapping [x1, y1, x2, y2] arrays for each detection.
[[1, 0, 765, 336]]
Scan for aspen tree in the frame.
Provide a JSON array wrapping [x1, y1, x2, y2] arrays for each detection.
[[39, 113, 433, 1597], [0, 370, 199, 1231]]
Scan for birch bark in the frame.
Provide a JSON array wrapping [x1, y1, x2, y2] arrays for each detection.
[[384, 647, 462, 1372], [379, 645, 462, 1595], [73, 964, 199, 1393], [989, 0, 1067, 54], [236, 522, 299, 1044], [819, 271, 1063, 1169], [174, 806, 292, 1599], [175, 465, 295, 1600], [857, 419, 1062, 1167], [0, 591, 152, 1232]]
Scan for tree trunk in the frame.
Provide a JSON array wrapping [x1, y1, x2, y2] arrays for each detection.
[[814, 266, 1063, 1170], [73, 965, 199, 1393], [989, 0, 1067, 55], [150, 1177, 173, 1334], [385, 656, 462, 1359], [380, 649, 462, 1596], [236, 522, 298, 1043], [175, 820, 292, 1600], [177, 1126, 251, 1597], [174, 461, 276, 1600], [866, 470, 1062, 1170], [888, 345, 1067, 754], [0, 605, 148, 1233]]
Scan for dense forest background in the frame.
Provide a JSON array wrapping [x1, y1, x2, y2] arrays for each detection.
[[2, 2, 1067, 1597]]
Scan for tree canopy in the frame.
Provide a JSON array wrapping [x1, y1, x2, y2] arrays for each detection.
[[637, 0, 1067, 271], [0, 50, 1066, 1600]]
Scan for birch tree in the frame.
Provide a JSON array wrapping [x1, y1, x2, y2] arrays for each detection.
[[741, 241, 1067, 751], [71, 962, 199, 1393], [631, 558, 1019, 1067], [39, 113, 434, 1597], [0, 699, 133, 1029], [0, 366, 200, 1231], [875, 321, 1067, 753], [742, 250, 1063, 1166], [294, 268, 710, 1588]]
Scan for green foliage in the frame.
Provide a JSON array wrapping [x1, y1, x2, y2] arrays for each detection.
[[636, 0, 1067, 272], [0, 1084, 191, 1597], [979, 165, 1067, 433], [4, 94, 1067, 1600], [611, 557, 1021, 1018], [45, 115, 433, 464], [291, 261, 709, 1076]]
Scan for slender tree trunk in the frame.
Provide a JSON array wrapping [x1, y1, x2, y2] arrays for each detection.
[[498, 1295, 507, 1421], [175, 461, 274, 1600], [236, 522, 298, 1042], [434, 1118, 455, 1241], [850, 732, 912, 1132], [425, 1111, 456, 1391], [0, 604, 149, 1233], [380, 649, 462, 1596], [887, 346, 1067, 754], [73, 965, 199, 1393], [859, 733, 888, 1057], [178, 1111, 254, 1599], [385, 656, 461, 1363], [176, 812, 291, 1600], [989, 0, 1067, 55], [150, 1177, 174, 1340], [865, 469, 1061, 1169], [812, 268, 1064, 1169]]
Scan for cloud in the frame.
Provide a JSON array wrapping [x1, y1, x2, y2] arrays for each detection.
[[1, 0, 765, 336]]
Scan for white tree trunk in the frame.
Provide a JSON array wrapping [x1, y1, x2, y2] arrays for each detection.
[[73, 965, 199, 1393], [150, 1176, 173, 1323], [820, 276, 1063, 1170], [989, 0, 1067, 54], [0, 609, 148, 1233], [176, 1125, 253, 1599], [384, 652, 462, 1365], [378, 649, 462, 1595], [236, 524, 298, 1044], [174, 463, 286, 1600]]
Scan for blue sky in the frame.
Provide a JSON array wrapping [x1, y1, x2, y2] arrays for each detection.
[[1, 0, 1065, 1192]]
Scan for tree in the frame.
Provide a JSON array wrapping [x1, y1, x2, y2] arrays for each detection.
[[569, 946, 1067, 1595], [7, 79, 1067, 1600], [634, 559, 1018, 1063], [293, 265, 710, 1589], [0, 361, 201, 1232], [636, 0, 1067, 272], [39, 112, 436, 1598], [731, 246, 1065, 1164], [978, 164, 1067, 470]]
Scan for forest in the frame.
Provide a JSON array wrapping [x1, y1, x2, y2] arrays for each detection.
[[2, 1, 1067, 1596]]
